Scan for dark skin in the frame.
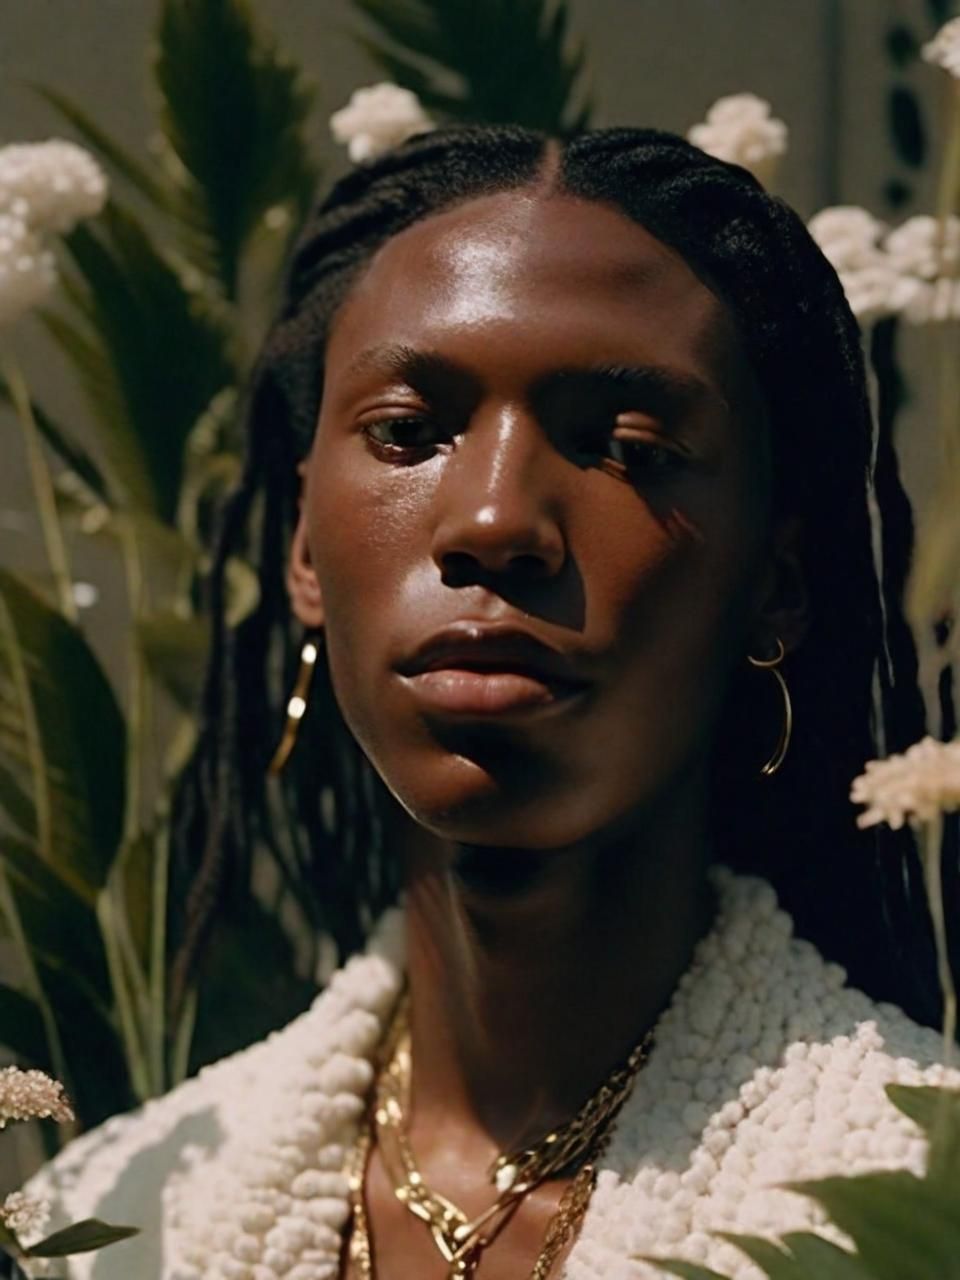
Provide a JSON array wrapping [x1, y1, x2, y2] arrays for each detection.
[[288, 190, 810, 1278]]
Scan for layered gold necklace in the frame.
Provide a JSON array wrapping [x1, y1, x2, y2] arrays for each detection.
[[345, 998, 653, 1279]]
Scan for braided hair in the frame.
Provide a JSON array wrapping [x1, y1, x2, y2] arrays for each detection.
[[169, 124, 942, 1031]]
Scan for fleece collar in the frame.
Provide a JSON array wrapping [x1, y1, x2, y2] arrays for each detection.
[[165, 868, 943, 1280]]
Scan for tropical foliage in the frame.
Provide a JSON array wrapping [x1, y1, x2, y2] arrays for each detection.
[[0, 0, 322, 1125], [352, 0, 592, 129]]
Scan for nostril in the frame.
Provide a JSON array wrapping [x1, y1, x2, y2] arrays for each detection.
[[439, 549, 553, 588], [440, 551, 481, 588]]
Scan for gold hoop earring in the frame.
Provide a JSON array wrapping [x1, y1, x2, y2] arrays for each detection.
[[268, 636, 321, 775], [747, 636, 792, 778]]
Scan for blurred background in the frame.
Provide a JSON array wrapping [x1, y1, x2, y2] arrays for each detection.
[[0, 0, 956, 1190]]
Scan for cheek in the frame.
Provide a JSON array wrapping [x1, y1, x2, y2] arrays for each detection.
[[304, 448, 432, 664], [581, 467, 763, 657]]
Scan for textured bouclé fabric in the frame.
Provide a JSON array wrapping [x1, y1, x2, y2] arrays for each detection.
[[27, 869, 956, 1280]]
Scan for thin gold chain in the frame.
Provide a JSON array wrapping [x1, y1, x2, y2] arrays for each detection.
[[344, 1000, 652, 1279]]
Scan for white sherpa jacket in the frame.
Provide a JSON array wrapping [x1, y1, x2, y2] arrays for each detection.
[[26, 869, 956, 1280]]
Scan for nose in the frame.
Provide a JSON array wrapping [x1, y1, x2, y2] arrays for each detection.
[[430, 411, 567, 584]]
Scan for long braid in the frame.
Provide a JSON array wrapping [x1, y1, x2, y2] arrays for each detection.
[[559, 128, 938, 1010], [170, 123, 947, 1036]]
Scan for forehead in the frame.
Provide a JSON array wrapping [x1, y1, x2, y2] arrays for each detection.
[[326, 190, 748, 394]]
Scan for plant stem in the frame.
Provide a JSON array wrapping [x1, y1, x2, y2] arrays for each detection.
[[921, 814, 956, 1065], [935, 81, 960, 225], [170, 982, 198, 1087], [96, 887, 150, 1101], [119, 521, 146, 848], [149, 821, 170, 1093], [109, 854, 151, 1033], [0, 352, 76, 623], [117, 518, 171, 1095]]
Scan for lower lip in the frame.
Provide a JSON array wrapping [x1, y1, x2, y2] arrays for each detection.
[[403, 669, 586, 716]]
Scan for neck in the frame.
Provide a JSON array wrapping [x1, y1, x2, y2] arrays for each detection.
[[400, 789, 715, 1158]]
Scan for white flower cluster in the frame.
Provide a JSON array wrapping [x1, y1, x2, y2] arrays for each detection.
[[0, 1066, 74, 1128], [330, 83, 435, 165], [687, 94, 788, 187], [809, 207, 960, 324], [0, 139, 107, 328], [885, 214, 960, 323], [1, 1191, 50, 1244], [0, 212, 56, 328], [0, 142, 106, 234], [851, 735, 960, 830], [923, 15, 960, 79]]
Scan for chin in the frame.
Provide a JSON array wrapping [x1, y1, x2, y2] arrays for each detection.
[[378, 747, 624, 851]]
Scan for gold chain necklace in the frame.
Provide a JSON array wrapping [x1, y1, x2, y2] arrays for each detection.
[[345, 1000, 653, 1279]]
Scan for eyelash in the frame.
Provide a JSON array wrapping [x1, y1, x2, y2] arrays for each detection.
[[361, 417, 451, 466], [361, 417, 682, 475]]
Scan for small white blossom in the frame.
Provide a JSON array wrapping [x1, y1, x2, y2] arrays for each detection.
[[687, 94, 787, 187], [885, 214, 960, 279], [0, 1066, 74, 1128], [330, 83, 435, 164], [16, 1259, 55, 1279], [851, 736, 960, 830], [840, 262, 923, 323], [0, 213, 57, 326], [808, 207, 887, 273], [923, 16, 960, 79], [0, 140, 106, 329], [1, 1191, 50, 1244], [885, 215, 960, 323], [71, 580, 99, 609], [807, 206, 915, 322], [0, 141, 107, 235]]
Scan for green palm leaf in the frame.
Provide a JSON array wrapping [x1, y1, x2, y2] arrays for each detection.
[[31, 85, 169, 210], [154, 0, 318, 300], [2, 836, 111, 1012], [351, 0, 592, 131], [643, 1263, 732, 1280], [886, 1084, 960, 1186], [0, 569, 125, 901], [786, 1171, 960, 1280], [25, 1219, 138, 1259], [0, 382, 112, 509], [43, 203, 232, 522], [0, 982, 46, 1063]]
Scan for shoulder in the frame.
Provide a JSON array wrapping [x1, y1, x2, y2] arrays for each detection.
[[24, 1000, 323, 1280], [569, 869, 957, 1280], [23, 914, 404, 1280]]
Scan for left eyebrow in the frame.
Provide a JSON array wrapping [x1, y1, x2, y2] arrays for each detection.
[[546, 363, 727, 415]]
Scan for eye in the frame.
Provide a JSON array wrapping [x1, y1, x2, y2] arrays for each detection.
[[607, 436, 679, 473], [361, 416, 449, 460]]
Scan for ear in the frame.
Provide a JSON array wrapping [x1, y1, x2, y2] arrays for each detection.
[[286, 463, 325, 630], [749, 515, 811, 658]]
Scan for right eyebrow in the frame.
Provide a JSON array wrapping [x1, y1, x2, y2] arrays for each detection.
[[344, 344, 471, 385]]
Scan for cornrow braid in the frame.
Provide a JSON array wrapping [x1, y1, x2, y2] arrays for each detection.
[[169, 123, 943, 1039]]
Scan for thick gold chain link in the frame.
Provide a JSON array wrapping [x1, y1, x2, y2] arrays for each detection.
[[344, 1000, 652, 1279]]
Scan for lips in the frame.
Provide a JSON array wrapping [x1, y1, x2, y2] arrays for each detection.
[[396, 623, 590, 717]]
